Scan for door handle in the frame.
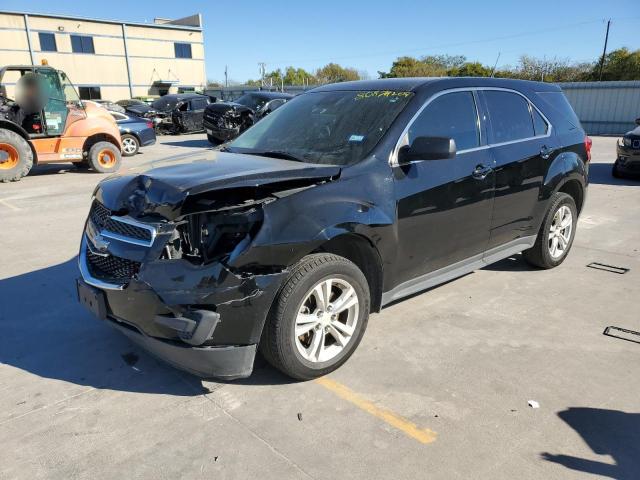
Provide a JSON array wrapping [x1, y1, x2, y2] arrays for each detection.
[[540, 145, 555, 159], [472, 164, 493, 180]]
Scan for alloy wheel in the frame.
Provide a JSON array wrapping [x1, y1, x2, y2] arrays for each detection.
[[548, 205, 572, 259], [294, 277, 359, 363], [122, 137, 137, 155]]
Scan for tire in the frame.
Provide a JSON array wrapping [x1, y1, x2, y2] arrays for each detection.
[[523, 192, 577, 269], [612, 161, 622, 178], [87, 141, 122, 173], [0, 129, 33, 182], [260, 253, 370, 380], [207, 134, 222, 145], [121, 134, 139, 157]]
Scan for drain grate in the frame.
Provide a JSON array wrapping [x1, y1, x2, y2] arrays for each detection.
[[603, 326, 640, 345], [586, 262, 630, 274]]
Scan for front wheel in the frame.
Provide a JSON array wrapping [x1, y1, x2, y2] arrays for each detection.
[[260, 253, 370, 380], [612, 161, 622, 178], [523, 192, 577, 269], [207, 134, 221, 145], [87, 141, 122, 173], [121, 134, 139, 156]]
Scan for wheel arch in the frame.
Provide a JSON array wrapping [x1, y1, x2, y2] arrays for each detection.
[[312, 233, 384, 313], [82, 133, 122, 156]]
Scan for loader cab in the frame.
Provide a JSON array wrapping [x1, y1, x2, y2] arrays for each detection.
[[0, 65, 85, 137]]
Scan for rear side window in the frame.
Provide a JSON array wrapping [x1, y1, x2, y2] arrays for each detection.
[[409, 91, 480, 151], [484, 91, 534, 143], [190, 98, 208, 110], [537, 91, 581, 133]]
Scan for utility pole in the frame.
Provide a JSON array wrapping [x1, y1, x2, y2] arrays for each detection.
[[258, 62, 266, 88], [224, 65, 228, 87], [598, 19, 611, 81], [490, 52, 501, 78]]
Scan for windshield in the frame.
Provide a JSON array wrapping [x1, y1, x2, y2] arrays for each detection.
[[234, 93, 268, 111], [228, 90, 413, 165]]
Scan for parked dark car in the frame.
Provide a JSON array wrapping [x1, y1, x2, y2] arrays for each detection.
[[77, 78, 589, 381], [116, 99, 157, 117], [151, 93, 212, 134], [111, 111, 156, 156], [203, 91, 293, 144], [613, 117, 640, 178]]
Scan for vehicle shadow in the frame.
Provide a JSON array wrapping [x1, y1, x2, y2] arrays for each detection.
[[481, 254, 534, 272], [541, 407, 640, 479], [27, 163, 87, 177], [588, 162, 639, 186], [0, 258, 290, 395], [161, 138, 212, 149]]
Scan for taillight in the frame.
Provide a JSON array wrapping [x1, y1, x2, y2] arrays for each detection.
[[584, 135, 592, 162], [146, 121, 153, 129]]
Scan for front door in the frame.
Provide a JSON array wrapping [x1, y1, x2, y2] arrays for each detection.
[[393, 90, 495, 285]]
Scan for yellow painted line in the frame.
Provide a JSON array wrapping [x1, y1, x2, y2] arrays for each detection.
[[315, 377, 437, 444], [0, 198, 20, 211]]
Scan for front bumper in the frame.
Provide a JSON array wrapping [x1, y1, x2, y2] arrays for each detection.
[[108, 316, 256, 379], [616, 144, 640, 174], [203, 119, 239, 142], [77, 218, 287, 379]]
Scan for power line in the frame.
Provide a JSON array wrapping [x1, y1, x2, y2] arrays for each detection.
[[263, 17, 627, 67]]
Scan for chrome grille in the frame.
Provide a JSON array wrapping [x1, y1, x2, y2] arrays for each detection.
[[86, 246, 141, 282], [89, 201, 153, 243]]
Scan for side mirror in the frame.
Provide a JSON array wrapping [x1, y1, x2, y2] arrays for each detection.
[[397, 136, 456, 165], [635, 117, 640, 126]]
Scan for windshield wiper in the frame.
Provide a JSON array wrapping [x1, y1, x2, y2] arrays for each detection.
[[244, 150, 306, 163]]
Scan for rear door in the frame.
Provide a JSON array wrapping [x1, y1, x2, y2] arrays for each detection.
[[393, 90, 495, 284], [479, 89, 555, 250]]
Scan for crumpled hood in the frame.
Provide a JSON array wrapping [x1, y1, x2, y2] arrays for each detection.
[[95, 151, 340, 220], [205, 102, 253, 115]]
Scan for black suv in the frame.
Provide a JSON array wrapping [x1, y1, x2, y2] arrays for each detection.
[[614, 117, 640, 177], [77, 78, 590, 380], [203, 91, 292, 144]]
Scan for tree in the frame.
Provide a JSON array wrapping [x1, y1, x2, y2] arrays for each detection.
[[594, 48, 640, 81], [378, 56, 446, 78], [283, 66, 315, 85], [448, 62, 492, 77], [315, 63, 360, 84]]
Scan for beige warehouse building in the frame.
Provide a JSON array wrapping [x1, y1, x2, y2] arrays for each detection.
[[0, 10, 206, 101]]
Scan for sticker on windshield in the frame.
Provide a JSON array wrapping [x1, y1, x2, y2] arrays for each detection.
[[354, 90, 412, 101], [348, 134, 365, 142]]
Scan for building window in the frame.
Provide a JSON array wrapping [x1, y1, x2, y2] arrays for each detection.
[[38, 32, 57, 52], [174, 43, 192, 59], [78, 86, 101, 100], [71, 35, 95, 54]]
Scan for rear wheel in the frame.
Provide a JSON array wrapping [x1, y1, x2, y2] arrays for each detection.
[[87, 141, 121, 173], [260, 253, 370, 380], [523, 192, 577, 269], [121, 134, 139, 157], [0, 129, 33, 182]]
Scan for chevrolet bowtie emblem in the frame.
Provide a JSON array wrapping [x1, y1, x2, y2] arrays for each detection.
[[86, 221, 110, 256]]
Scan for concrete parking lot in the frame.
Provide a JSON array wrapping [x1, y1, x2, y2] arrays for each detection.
[[1, 135, 638, 479]]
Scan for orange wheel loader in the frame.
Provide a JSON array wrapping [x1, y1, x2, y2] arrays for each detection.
[[0, 64, 122, 182]]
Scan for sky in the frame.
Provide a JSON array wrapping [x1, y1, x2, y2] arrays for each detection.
[[2, 0, 638, 83]]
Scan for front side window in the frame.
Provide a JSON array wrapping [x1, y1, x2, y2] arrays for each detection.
[[174, 43, 192, 59], [408, 91, 480, 151], [38, 32, 57, 52], [228, 90, 413, 165], [71, 35, 95, 54], [190, 98, 208, 110], [484, 91, 535, 143], [78, 86, 101, 100]]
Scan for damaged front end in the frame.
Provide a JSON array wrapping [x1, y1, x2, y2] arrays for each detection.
[[77, 154, 340, 379], [203, 103, 254, 142]]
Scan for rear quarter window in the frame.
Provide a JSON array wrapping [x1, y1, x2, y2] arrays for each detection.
[[536, 91, 581, 133]]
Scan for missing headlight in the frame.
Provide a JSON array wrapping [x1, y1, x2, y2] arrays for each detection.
[[164, 204, 263, 264]]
